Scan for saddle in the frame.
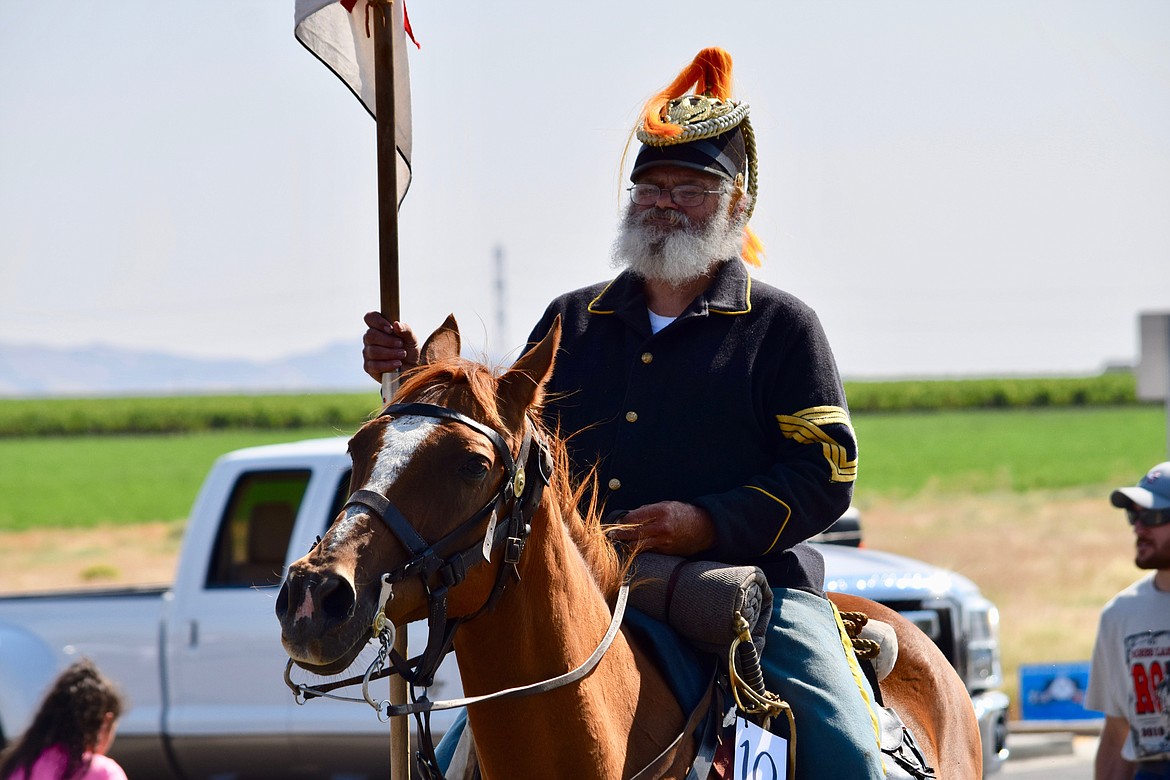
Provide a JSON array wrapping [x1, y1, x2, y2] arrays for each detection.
[[624, 554, 936, 780]]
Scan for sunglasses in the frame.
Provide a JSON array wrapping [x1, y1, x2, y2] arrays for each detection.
[[1126, 507, 1170, 528]]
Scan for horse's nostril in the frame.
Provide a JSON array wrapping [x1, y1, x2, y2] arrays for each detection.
[[275, 579, 291, 619], [318, 575, 356, 624]]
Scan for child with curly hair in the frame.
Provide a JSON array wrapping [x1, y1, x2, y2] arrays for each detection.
[[0, 659, 127, 780]]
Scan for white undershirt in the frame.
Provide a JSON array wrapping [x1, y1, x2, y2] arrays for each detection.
[[647, 310, 676, 334]]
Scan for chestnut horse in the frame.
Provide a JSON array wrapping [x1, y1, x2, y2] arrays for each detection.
[[276, 316, 981, 779]]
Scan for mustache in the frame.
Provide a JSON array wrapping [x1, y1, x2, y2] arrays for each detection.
[[632, 207, 691, 229]]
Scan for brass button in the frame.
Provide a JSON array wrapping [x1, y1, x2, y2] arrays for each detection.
[[608, 478, 622, 491], [641, 352, 653, 364], [625, 411, 638, 423]]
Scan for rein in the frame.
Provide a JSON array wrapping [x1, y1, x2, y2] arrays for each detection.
[[284, 578, 631, 717]]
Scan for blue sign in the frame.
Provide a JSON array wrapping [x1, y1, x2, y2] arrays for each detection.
[[1019, 662, 1102, 721]]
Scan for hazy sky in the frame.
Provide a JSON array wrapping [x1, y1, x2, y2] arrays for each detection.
[[2, 1, 1168, 380]]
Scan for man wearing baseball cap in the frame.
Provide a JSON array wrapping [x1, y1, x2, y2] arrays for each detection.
[[1087, 462, 1170, 780]]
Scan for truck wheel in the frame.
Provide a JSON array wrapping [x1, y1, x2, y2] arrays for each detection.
[[983, 711, 1009, 776]]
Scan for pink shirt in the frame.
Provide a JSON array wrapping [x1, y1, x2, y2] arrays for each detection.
[[5, 745, 128, 780]]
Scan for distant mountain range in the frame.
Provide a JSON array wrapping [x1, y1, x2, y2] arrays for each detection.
[[0, 341, 373, 397]]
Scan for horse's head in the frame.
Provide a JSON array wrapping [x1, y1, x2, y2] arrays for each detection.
[[276, 314, 560, 675]]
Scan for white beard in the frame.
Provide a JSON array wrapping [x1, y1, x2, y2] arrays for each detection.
[[610, 193, 744, 286]]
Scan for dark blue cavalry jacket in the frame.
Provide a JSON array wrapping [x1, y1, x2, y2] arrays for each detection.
[[526, 259, 858, 593]]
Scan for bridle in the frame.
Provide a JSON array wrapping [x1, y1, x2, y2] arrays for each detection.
[[348, 401, 551, 689], [283, 400, 631, 778]]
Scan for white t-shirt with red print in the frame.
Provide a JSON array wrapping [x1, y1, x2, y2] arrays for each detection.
[[1086, 573, 1170, 762]]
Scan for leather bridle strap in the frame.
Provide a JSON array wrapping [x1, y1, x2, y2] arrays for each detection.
[[300, 427, 546, 697], [347, 488, 430, 560], [366, 400, 525, 590], [346, 489, 504, 587], [345, 401, 537, 688], [383, 402, 516, 477]]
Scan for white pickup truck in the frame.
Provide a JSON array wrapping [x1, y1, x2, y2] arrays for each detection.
[[0, 436, 1009, 778]]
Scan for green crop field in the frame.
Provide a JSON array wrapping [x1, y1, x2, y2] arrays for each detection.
[[0, 372, 1144, 438], [0, 393, 380, 437], [1, 405, 1163, 530], [851, 406, 1166, 498], [0, 427, 351, 530]]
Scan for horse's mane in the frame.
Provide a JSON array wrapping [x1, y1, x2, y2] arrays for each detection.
[[392, 358, 630, 600]]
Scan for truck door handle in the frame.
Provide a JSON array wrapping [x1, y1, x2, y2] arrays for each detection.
[[187, 620, 199, 648]]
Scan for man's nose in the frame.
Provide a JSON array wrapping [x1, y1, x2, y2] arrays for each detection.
[[655, 188, 680, 209]]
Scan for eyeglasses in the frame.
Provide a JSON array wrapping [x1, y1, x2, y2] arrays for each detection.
[[627, 183, 723, 208], [1126, 506, 1170, 528]]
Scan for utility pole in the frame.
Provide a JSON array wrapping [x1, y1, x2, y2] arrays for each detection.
[[1136, 312, 1170, 456], [494, 245, 508, 359]]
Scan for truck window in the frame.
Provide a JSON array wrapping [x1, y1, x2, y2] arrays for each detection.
[[206, 470, 310, 588], [324, 469, 353, 534]]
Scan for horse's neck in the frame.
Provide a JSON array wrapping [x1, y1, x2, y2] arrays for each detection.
[[454, 499, 623, 689], [450, 501, 665, 779]]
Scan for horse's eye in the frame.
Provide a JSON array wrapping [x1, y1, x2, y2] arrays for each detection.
[[460, 458, 490, 480]]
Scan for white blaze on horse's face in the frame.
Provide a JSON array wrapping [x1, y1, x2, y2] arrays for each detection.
[[328, 415, 440, 553]]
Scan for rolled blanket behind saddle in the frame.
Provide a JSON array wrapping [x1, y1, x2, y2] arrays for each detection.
[[628, 553, 773, 656]]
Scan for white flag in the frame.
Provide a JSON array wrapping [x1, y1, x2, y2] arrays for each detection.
[[294, 0, 414, 205]]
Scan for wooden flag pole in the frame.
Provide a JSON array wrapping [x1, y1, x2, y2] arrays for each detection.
[[371, 2, 409, 777], [373, 0, 401, 330]]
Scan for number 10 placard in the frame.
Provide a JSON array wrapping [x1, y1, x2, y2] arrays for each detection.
[[735, 715, 788, 780]]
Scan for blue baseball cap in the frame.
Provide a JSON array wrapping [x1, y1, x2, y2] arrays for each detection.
[[1110, 461, 1170, 510]]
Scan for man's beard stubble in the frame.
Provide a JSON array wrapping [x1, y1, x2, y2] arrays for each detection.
[[1135, 535, 1170, 571], [610, 193, 745, 287]]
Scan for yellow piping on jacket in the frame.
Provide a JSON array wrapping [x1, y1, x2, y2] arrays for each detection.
[[744, 485, 792, 555]]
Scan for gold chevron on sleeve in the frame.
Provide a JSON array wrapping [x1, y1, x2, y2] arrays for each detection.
[[776, 406, 858, 483]]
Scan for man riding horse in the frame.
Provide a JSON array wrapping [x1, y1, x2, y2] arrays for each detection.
[[363, 47, 885, 778]]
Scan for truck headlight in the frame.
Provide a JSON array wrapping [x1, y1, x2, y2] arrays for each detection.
[[964, 599, 1002, 690], [967, 645, 998, 685]]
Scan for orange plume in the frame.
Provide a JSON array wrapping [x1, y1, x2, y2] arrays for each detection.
[[741, 226, 764, 267], [641, 47, 735, 139]]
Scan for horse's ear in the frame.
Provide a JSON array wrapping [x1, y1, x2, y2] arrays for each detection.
[[419, 314, 461, 365], [497, 316, 561, 426]]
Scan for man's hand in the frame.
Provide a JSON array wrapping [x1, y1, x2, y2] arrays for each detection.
[[362, 312, 420, 382], [607, 501, 716, 556], [1094, 715, 1136, 780]]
